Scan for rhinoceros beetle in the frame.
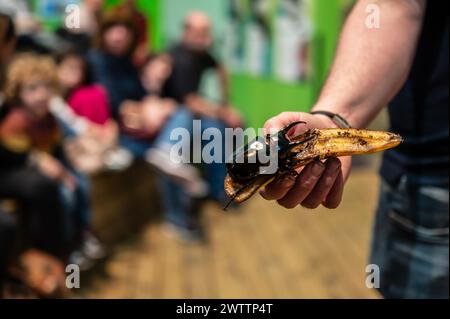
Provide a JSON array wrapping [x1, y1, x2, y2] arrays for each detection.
[[225, 121, 314, 208]]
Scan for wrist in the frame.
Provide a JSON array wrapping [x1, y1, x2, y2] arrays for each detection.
[[311, 113, 340, 129], [310, 110, 351, 129]]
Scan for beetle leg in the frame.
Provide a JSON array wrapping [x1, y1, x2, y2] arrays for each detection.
[[276, 163, 299, 181]]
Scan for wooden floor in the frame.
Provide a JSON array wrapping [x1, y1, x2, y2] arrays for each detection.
[[82, 166, 381, 299]]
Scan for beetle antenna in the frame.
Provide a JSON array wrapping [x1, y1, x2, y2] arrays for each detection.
[[223, 198, 235, 211]]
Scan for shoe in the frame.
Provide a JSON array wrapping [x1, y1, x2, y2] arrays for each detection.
[[68, 250, 95, 272], [146, 147, 209, 198], [103, 147, 133, 171], [80, 231, 106, 260]]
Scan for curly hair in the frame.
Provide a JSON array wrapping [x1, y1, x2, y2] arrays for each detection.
[[4, 53, 60, 104], [95, 7, 140, 56]]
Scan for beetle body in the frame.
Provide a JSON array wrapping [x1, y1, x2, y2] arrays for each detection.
[[224, 122, 402, 209], [226, 121, 309, 184]]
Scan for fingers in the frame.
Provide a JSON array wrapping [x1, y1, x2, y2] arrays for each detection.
[[276, 161, 326, 208], [323, 169, 345, 209], [260, 173, 297, 201], [263, 112, 333, 137], [262, 158, 345, 210], [301, 158, 342, 209], [264, 112, 306, 132]]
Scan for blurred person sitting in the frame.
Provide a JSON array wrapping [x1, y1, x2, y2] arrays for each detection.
[[87, 7, 145, 121], [56, 50, 111, 126], [0, 53, 105, 271], [121, 54, 176, 139], [144, 12, 244, 241], [155, 12, 243, 200], [137, 54, 211, 242], [0, 54, 67, 260], [162, 11, 242, 129], [87, 8, 193, 164], [86, 7, 154, 158], [0, 12, 69, 299], [54, 50, 131, 173]]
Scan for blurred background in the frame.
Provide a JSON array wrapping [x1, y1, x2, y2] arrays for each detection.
[[0, 0, 387, 299]]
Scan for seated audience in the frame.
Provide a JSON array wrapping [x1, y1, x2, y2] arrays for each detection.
[[0, 54, 67, 259], [0, 53, 104, 270]]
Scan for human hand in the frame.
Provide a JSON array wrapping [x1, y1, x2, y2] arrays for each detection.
[[218, 106, 243, 129], [37, 153, 77, 191], [260, 112, 352, 209], [37, 153, 66, 180]]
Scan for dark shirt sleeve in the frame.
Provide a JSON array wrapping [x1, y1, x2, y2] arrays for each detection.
[[163, 47, 220, 103], [203, 52, 219, 70]]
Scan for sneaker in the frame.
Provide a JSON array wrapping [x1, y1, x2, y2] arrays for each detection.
[[146, 147, 209, 198], [80, 231, 107, 260], [103, 147, 133, 172], [68, 250, 95, 272]]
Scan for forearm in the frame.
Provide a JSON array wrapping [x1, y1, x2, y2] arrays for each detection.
[[313, 0, 426, 128], [185, 94, 219, 118], [49, 97, 88, 136]]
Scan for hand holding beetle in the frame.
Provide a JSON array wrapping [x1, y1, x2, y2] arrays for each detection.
[[260, 112, 353, 209]]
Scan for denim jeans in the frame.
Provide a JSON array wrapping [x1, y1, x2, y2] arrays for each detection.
[[370, 175, 449, 298], [52, 140, 92, 247], [59, 169, 92, 246], [152, 108, 229, 228]]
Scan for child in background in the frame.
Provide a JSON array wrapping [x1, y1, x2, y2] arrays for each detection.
[[121, 54, 176, 139], [1, 53, 105, 270], [57, 50, 112, 127], [54, 50, 131, 173]]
